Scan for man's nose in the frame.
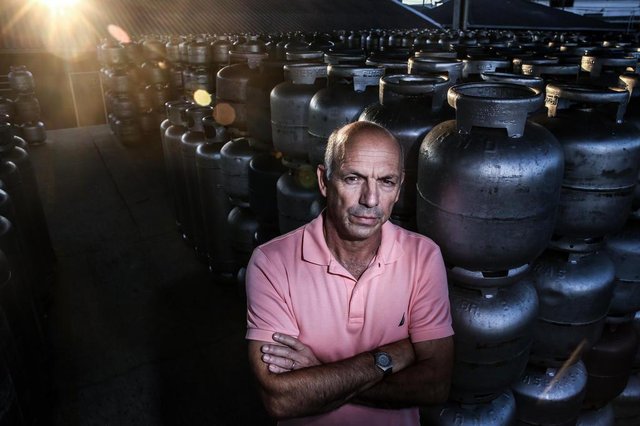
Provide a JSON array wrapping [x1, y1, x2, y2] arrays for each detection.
[[359, 179, 379, 207]]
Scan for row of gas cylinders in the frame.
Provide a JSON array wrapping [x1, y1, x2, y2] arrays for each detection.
[[97, 33, 258, 146], [136, 29, 640, 424], [96, 28, 640, 149], [0, 120, 56, 424], [0, 66, 48, 145], [97, 34, 235, 94], [95, 29, 640, 71], [160, 101, 323, 278], [97, 34, 327, 146]]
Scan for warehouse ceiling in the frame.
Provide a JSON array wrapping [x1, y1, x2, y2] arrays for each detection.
[[417, 0, 620, 31], [1, 0, 436, 53]]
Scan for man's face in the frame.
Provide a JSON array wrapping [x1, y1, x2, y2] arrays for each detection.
[[318, 131, 403, 242]]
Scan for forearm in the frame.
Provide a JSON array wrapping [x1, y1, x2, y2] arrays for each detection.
[[260, 351, 376, 418], [353, 357, 451, 408], [251, 338, 415, 419], [354, 336, 454, 409]]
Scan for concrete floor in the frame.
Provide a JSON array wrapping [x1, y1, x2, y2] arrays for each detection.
[[30, 125, 273, 425]]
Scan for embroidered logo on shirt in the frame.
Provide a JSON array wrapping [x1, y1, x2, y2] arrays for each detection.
[[398, 313, 405, 326]]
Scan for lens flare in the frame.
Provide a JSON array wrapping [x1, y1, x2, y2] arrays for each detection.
[[38, 0, 80, 11], [108, 24, 131, 44], [33, 0, 97, 60]]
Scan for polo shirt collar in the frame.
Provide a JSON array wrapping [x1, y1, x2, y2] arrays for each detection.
[[301, 212, 405, 266]]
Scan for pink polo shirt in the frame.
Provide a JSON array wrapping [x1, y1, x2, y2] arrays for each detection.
[[246, 213, 453, 426]]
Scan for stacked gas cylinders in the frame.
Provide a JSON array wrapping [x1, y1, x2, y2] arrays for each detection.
[[98, 37, 172, 144], [516, 56, 640, 425], [410, 36, 640, 426], [601, 69, 640, 426], [6, 66, 47, 145], [0, 121, 55, 425], [417, 82, 564, 424], [521, 80, 640, 424]]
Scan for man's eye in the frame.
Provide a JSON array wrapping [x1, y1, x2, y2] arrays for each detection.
[[345, 176, 359, 183], [382, 179, 396, 186]]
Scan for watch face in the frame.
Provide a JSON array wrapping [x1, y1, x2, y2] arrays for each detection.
[[376, 352, 391, 367]]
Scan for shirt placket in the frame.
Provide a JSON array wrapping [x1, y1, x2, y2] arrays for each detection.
[[347, 259, 386, 331], [347, 277, 365, 327]]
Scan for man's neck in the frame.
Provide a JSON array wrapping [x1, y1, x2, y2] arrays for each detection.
[[323, 219, 381, 280]]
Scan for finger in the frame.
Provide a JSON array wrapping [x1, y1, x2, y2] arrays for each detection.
[[262, 344, 295, 358], [262, 353, 296, 370], [273, 333, 305, 351], [267, 363, 290, 374], [261, 343, 285, 353]]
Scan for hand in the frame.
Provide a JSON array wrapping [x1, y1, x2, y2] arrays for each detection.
[[261, 333, 321, 374]]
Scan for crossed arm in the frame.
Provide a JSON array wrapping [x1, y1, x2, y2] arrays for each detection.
[[248, 333, 454, 419]]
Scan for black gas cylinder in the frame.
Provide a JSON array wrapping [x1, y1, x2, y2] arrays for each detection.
[[582, 317, 638, 408], [277, 164, 324, 234], [307, 65, 383, 166], [180, 106, 213, 259], [270, 63, 327, 162], [534, 84, 640, 247], [196, 116, 237, 275], [417, 82, 564, 272], [163, 100, 192, 237], [359, 74, 450, 229]]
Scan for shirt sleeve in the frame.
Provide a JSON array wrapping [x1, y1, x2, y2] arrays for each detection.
[[245, 247, 300, 343], [408, 243, 454, 343]]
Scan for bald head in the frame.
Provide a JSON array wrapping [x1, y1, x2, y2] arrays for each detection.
[[324, 121, 403, 181]]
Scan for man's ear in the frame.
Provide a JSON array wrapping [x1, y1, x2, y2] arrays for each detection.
[[317, 164, 328, 197]]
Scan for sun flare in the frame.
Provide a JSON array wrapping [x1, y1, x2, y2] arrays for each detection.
[[38, 0, 80, 10]]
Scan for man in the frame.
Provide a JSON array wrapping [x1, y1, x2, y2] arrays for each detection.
[[245, 121, 454, 425]]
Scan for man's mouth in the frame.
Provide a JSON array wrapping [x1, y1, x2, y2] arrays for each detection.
[[351, 214, 379, 225]]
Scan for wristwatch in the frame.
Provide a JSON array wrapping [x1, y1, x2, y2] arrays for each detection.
[[372, 351, 393, 376]]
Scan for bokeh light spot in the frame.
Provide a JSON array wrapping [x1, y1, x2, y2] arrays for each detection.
[[213, 103, 236, 126], [194, 90, 212, 106]]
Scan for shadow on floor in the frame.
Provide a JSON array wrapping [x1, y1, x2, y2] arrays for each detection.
[[29, 126, 273, 425]]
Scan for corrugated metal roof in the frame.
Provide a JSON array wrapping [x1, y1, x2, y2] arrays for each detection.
[[418, 0, 621, 31], [1, 0, 437, 52]]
